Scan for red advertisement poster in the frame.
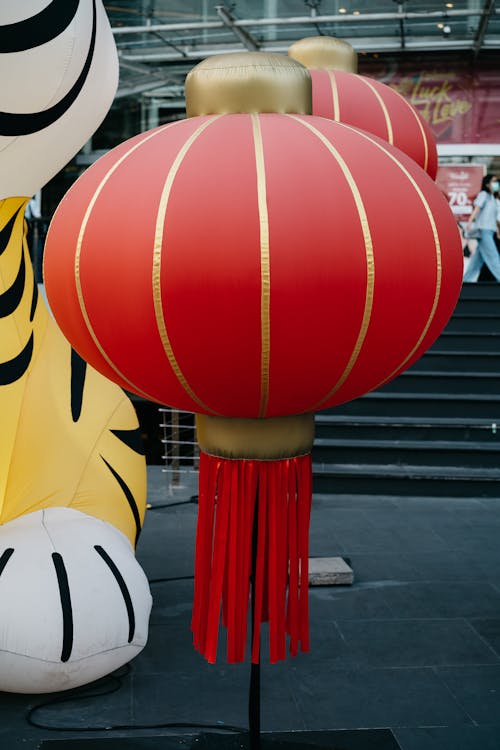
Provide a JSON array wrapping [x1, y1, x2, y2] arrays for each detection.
[[361, 54, 500, 144], [435, 164, 485, 222]]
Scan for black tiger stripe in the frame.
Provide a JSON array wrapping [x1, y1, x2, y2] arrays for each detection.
[[94, 545, 135, 643], [111, 428, 146, 456], [0, 0, 97, 136], [29, 278, 38, 322], [0, 207, 23, 255], [0, 250, 25, 317], [71, 348, 87, 422], [0, 0, 80, 53], [51, 552, 74, 662], [101, 456, 141, 546], [0, 548, 14, 576], [0, 332, 33, 385]]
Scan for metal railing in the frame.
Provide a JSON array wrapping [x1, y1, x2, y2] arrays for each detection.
[[158, 407, 199, 495]]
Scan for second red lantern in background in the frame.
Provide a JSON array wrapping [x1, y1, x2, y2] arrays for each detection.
[[289, 35, 438, 178]]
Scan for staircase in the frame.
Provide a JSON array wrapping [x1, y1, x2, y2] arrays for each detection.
[[313, 282, 500, 498]]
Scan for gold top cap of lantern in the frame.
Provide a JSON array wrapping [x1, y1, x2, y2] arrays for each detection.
[[288, 36, 358, 73], [185, 52, 312, 117]]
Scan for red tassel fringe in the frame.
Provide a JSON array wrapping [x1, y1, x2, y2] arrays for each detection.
[[191, 451, 312, 664]]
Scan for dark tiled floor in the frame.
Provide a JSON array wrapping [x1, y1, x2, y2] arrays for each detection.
[[38, 730, 402, 749], [1, 467, 500, 750]]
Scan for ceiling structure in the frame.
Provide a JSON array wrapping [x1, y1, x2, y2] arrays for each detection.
[[105, 0, 499, 109]]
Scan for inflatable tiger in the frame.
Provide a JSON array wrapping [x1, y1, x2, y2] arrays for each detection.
[[0, 1, 151, 693]]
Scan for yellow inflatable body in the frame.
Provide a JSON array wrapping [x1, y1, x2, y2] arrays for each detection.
[[0, 197, 146, 543], [0, 2, 151, 693]]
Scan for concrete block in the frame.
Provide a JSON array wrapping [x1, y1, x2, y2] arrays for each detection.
[[308, 556, 354, 586]]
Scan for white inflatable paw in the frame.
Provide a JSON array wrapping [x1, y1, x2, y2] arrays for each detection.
[[0, 507, 152, 693]]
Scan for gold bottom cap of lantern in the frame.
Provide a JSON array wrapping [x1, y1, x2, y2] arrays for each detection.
[[196, 412, 315, 461]]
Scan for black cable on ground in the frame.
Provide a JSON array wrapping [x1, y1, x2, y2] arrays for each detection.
[[26, 664, 246, 735]]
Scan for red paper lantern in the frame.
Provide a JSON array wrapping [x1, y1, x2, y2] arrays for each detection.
[[45, 120, 458, 415], [44, 53, 462, 665], [289, 36, 438, 178]]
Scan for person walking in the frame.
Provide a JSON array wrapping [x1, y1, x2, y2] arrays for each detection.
[[463, 173, 500, 282]]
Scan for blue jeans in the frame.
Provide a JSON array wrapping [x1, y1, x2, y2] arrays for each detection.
[[463, 229, 500, 282]]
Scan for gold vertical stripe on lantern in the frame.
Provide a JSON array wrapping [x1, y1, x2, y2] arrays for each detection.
[[343, 126, 441, 388], [74, 123, 182, 403], [327, 71, 341, 120], [357, 76, 394, 145], [152, 116, 222, 415], [288, 115, 375, 411], [251, 114, 271, 419], [398, 97, 430, 174]]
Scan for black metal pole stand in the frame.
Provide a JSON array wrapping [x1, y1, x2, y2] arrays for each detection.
[[249, 658, 261, 749], [248, 501, 261, 750]]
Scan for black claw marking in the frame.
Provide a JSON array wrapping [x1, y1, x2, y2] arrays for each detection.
[[51, 552, 74, 662], [94, 545, 136, 643]]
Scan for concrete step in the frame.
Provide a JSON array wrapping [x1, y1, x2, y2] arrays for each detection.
[[444, 313, 500, 333], [313, 437, 500, 469], [312, 462, 500, 498], [453, 296, 500, 315], [328, 392, 500, 419], [460, 282, 500, 300], [410, 350, 500, 373], [314, 415, 500, 442], [379, 370, 500, 395], [430, 331, 500, 352]]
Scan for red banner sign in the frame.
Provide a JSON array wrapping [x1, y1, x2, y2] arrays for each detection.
[[362, 55, 500, 144], [435, 165, 485, 222]]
